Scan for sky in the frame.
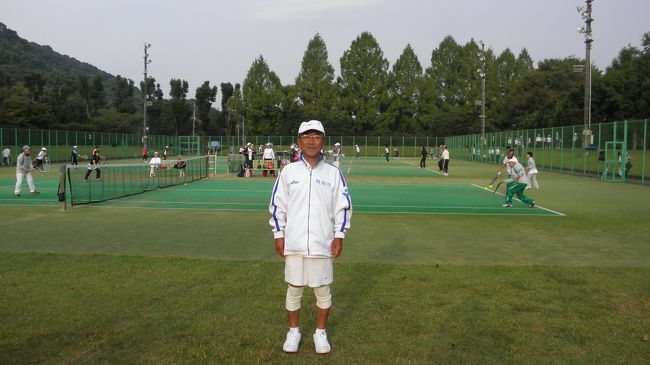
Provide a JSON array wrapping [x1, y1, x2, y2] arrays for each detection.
[[2, 0, 649, 100]]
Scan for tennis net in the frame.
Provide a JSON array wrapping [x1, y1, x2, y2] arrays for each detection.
[[67, 155, 208, 205]]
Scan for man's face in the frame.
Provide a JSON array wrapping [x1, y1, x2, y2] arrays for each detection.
[[297, 132, 325, 159], [23, 148, 30, 155], [507, 150, 514, 158]]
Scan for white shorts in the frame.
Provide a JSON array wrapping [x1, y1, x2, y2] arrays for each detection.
[[285, 255, 333, 287]]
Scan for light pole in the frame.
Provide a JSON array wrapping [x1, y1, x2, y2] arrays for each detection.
[[143, 42, 152, 145], [477, 41, 487, 146], [191, 100, 197, 137], [577, 0, 594, 147]]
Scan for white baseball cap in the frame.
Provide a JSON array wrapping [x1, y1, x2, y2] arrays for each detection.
[[298, 120, 325, 135], [334, 142, 340, 146]]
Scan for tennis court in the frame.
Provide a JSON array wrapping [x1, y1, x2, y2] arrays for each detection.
[[0, 156, 563, 216]]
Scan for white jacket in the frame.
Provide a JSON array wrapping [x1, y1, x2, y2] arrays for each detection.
[[269, 156, 352, 257], [263, 147, 275, 160]]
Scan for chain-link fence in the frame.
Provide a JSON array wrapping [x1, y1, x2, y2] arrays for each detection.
[[444, 119, 648, 185], [0, 128, 184, 163], [2, 119, 647, 185]]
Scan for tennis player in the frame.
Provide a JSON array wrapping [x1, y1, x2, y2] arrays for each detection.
[[14, 145, 39, 196], [269, 119, 352, 354], [525, 151, 539, 189], [149, 151, 161, 177], [83, 148, 101, 181], [440, 145, 449, 175], [501, 159, 535, 208], [34, 147, 47, 172], [331, 142, 341, 169], [495, 148, 517, 177]]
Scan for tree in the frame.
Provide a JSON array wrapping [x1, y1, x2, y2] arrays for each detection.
[[89, 74, 105, 116], [140, 76, 157, 101], [195, 81, 218, 134], [338, 32, 389, 135], [225, 83, 243, 144], [169, 78, 191, 135], [112, 75, 136, 113], [295, 33, 336, 129], [78, 74, 90, 121], [601, 32, 650, 120], [219, 82, 234, 136], [423, 36, 484, 135], [242, 56, 283, 135], [500, 57, 587, 130], [386, 44, 424, 135], [23, 72, 45, 102], [1, 83, 52, 128]]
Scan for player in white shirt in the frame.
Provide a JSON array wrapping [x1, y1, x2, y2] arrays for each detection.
[[262, 142, 276, 177], [525, 151, 539, 189], [149, 152, 162, 177], [331, 142, 341, 169]]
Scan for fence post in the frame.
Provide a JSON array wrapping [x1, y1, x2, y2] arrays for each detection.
[[642, 119, 647, 185]]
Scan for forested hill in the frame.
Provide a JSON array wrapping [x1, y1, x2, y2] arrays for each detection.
[[0, 22, 115, 90]]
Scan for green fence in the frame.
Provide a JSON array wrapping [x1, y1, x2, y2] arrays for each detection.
[[0, 128, 189, 163], [444, 119, 649, 186], [2, 119, 648, 185]]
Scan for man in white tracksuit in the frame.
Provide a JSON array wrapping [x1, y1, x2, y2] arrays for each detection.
[[269, 119, 352, 355]]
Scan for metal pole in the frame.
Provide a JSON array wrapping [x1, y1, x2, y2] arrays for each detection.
[[578, 1, 594, 146], [192, 100, 196, 137], [143, 43, 151, 146], [479, 41, 486, 147]]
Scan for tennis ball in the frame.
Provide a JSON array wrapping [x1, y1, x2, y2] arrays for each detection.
[[488, 184, 493, 189], [184, 183, 187, 186]]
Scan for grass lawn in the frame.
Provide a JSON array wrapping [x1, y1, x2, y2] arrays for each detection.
[[1, 157, 649, 364]]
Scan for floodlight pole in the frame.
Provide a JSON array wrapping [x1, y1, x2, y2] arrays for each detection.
[[143, 42, 152, 146], [578, 0, 594, 146], [192, 100, 196, 137], [479, 41, 487, 147]]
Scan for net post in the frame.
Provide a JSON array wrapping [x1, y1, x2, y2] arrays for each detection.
[[58, 164, 67, 211]]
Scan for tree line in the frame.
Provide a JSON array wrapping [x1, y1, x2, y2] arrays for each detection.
[[1, 30, 648, 137]]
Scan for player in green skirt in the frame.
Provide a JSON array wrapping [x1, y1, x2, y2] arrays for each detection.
[[501, 159, 535, 208]]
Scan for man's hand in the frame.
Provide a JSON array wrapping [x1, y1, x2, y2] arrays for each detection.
[[331, 238, 343, 258], [274, 238, 285, 257]]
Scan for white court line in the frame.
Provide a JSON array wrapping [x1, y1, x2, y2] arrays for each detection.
[[469, 183, 566, 216], [400, 159, 445, 176]]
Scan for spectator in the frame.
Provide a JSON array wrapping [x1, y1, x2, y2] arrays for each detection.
[[2, 146, 10, 166]]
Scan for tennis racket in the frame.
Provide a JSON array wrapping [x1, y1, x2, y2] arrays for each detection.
[[488, 171, 502, 186], [492, 181, 504, 194]]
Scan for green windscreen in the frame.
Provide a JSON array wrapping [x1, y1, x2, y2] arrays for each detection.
[[67, 155, 208, 205]]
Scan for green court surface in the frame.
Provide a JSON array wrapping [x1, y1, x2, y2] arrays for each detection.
[[0, 157, 561, 216], [92, 179, 560, 216]]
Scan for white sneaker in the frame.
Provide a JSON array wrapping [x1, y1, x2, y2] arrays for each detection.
[[313, 330, 331, 354], [283, 330, 301, 353]]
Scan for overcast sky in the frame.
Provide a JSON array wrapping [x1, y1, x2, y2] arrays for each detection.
[[2, 0, 649, 98]]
